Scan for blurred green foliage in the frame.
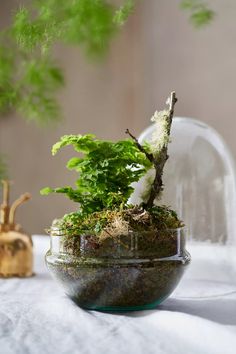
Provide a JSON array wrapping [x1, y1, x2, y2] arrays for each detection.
[[0, 0, 214, 180], [0, 0, 214, 126], [0, 0, 135, 125], [0, 155, 8, 181], [180, 0, 215, 27]]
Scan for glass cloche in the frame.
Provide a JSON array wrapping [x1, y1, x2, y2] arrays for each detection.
[[131, 117, 236, 298]]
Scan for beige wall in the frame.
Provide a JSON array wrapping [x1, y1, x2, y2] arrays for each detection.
[[0, 0, 236, 233]]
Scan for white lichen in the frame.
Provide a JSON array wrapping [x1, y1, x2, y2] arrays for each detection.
[[140, 170, 155, 203], [150, 110, 170, 156]]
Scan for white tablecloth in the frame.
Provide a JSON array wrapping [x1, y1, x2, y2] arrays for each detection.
[[0, 236, 236, 354]]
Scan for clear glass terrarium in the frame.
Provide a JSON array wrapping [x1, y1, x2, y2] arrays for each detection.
[[136, 117, 236, 298], [42, 93, 192, 311], [45, 226, 190, 311]]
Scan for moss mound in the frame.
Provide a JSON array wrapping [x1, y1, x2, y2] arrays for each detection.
[[51, 205, 183, 256], [56, 205, 182, 237]]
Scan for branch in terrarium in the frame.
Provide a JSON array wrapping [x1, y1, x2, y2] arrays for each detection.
[[145, 92, 177, 208], [126, 92, 177, 209], [125, 129, 154, 163]]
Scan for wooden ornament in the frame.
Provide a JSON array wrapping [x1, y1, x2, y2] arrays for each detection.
[[0, 180, 33, 277]]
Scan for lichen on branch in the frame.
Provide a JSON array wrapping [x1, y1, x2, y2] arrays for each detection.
[[126, 92, 177, 209]]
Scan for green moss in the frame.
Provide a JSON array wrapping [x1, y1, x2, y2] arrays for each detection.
[[57, 205, 182, 235], [51, 205, 183, 257]]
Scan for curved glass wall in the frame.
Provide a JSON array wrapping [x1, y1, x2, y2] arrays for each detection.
[[134, 117, 236, 298]]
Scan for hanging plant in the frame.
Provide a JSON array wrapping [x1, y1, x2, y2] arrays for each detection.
[[0, 0, 136, 125], [0, 0, 214, 125]]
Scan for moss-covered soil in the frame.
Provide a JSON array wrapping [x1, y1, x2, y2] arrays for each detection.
[[53, 205, 183, 256]]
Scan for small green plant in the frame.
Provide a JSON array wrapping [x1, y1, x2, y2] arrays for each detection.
[[41, 134, 152, 214], [41, 92, 182, 237]]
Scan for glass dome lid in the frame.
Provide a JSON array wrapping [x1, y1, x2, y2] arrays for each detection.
[[132, 117, 236, 298]]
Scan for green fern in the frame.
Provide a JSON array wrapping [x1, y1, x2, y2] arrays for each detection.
[[41, 134, 152, 215]]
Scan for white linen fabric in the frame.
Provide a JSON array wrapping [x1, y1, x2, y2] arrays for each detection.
[[0, 236, 235, 354]]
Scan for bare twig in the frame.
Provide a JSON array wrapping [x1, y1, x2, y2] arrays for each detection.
[[167, 91, 178, 117], [125, 129, 154, 162], [125, 92, 178, 210]]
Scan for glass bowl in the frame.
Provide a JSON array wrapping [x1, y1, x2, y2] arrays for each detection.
[[45, 227, 190, 311]]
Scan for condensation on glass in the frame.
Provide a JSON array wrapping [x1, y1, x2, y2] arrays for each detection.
[[135, 117, 236, 298]]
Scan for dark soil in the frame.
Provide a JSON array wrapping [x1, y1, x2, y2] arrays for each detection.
[[46, 228, 190, 310], [46, 254, 189, 310]]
